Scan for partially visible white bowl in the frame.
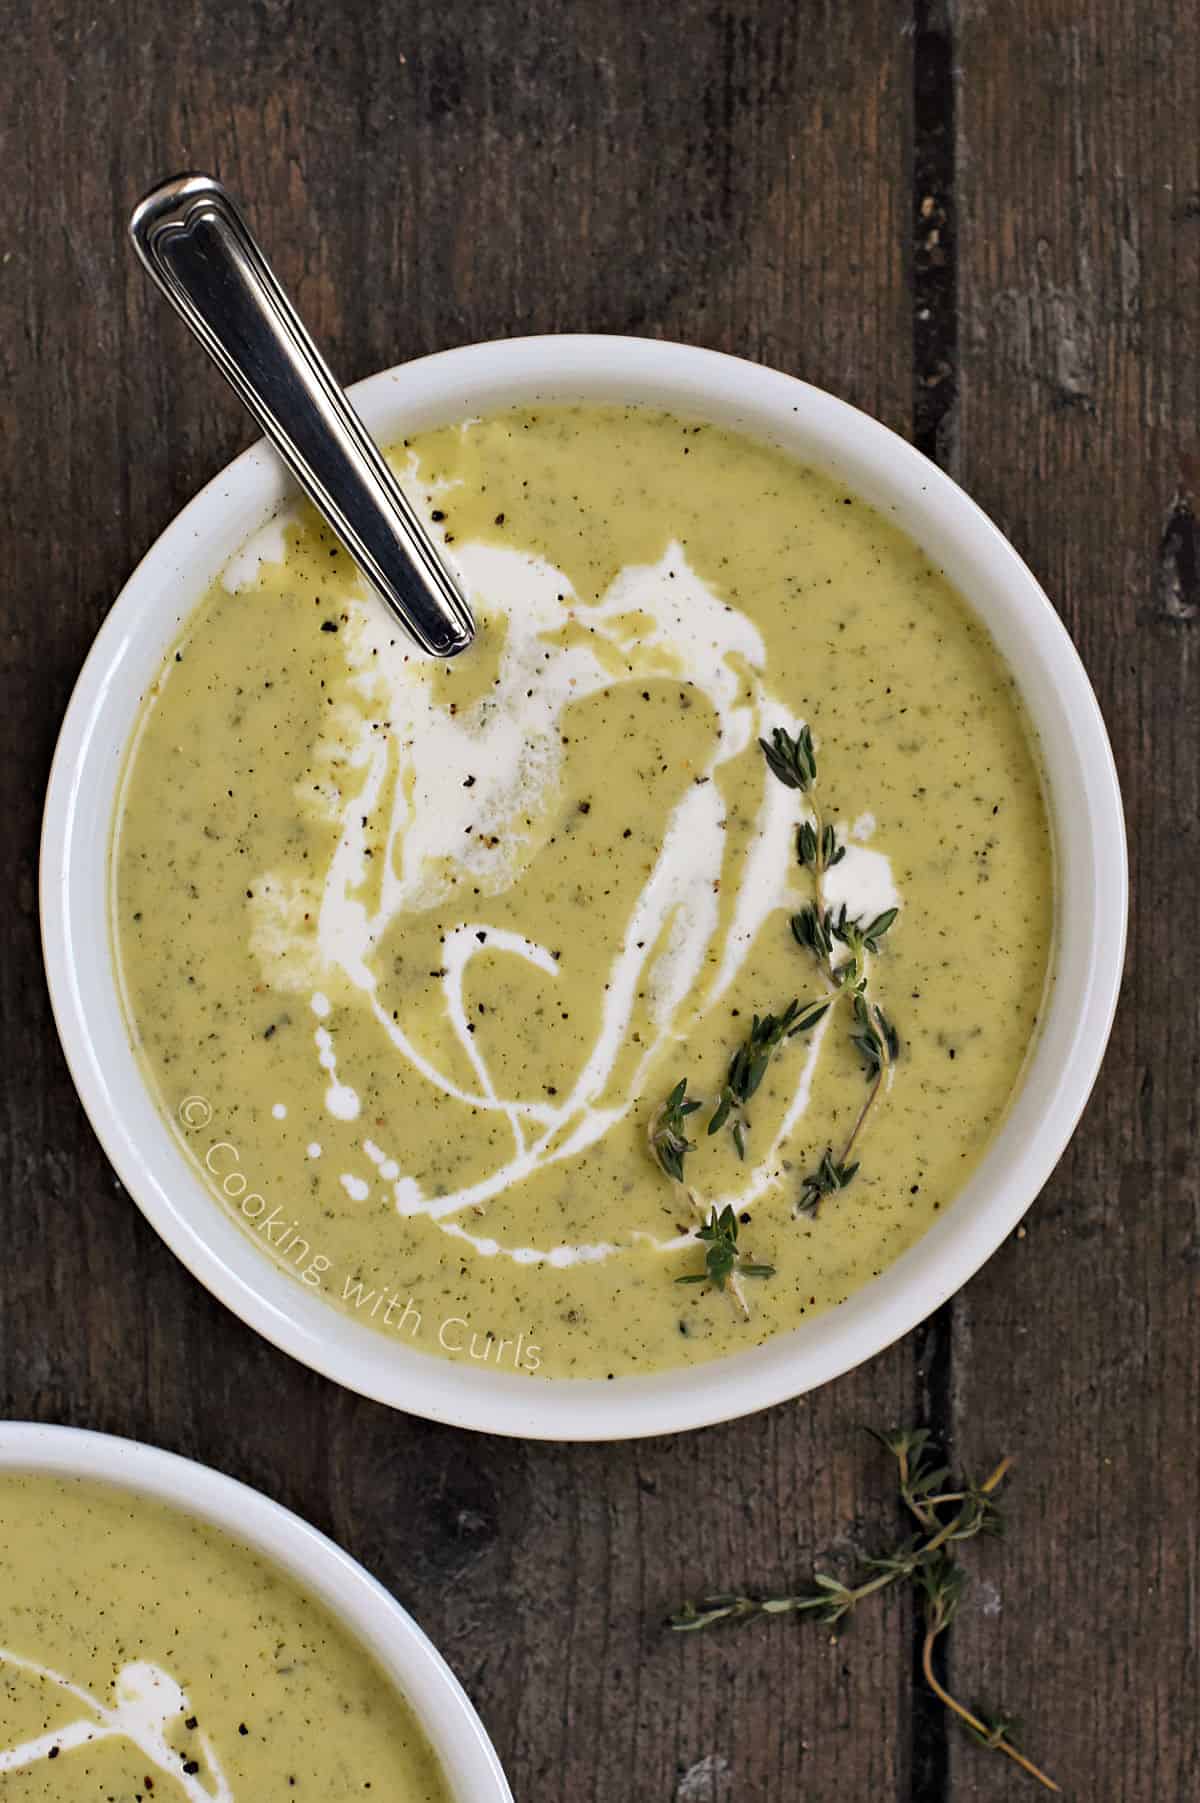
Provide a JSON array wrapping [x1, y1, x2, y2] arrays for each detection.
[[0, 1422, 512, 1801], [40, 335, 1127, 1439]]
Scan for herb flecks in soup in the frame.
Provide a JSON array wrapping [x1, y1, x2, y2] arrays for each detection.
[[113, 406, 1053, 1377], [0, 1475, 450, 1800]]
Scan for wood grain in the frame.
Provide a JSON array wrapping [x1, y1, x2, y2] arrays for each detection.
[[948, 2, 1199, 1798], [1, 0, 1193, 1796]]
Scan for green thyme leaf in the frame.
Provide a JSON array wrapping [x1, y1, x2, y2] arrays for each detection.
[[759, 724, 816, 792], [676, 1204, 775, 1293], [789, 1000, 831, 1034], [707, 1090, 734, 1136], [862, 907, 898, 949], [916, 1553, 969, 1632], [790, 905, 832, 960], [797, 1146, 861, 1218], [706, 999, 817, 1156], [651, 1078, 702, 1183]]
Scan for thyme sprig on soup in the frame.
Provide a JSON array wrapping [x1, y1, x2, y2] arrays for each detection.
[[113, 406, 1052, 1378]]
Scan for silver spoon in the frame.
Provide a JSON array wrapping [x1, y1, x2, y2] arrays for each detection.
[[129, 173, 474, 659]]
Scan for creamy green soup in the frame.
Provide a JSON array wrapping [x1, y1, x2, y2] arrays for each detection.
[[0, 1474, 450, 1800], [113, 406, 1052, 1378]]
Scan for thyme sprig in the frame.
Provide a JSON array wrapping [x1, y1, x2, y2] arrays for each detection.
[[851, 992, 901, 1079], [761, 724, 901, 1218], [917, 1558, 1061, 1791], [707, 999, 830, 1158], [647, 720, 904, 1300], [649, 1086, 773, 1317], [759, 722, 817, 791], [796, 1147, 860, 1219], [790, 902, 899, 981], [797, 995, 900, 1217], [668, 1428, 1059, 1793], [650, 1078, 702, 1185], [675, 1204, 775, 1297]]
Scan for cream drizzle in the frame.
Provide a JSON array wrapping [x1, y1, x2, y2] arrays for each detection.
[[0, 1650, 232, 1799], [245, 504, 901, 1269]]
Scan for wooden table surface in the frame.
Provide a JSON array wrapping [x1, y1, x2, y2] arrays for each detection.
[[1, 3, 1195, 1798]]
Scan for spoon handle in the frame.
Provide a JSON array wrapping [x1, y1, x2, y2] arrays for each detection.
[[130, 173, 474, 659]]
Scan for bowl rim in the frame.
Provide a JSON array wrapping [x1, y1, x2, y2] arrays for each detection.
[[40, 332, 1128, 1440], [0, 1420, 513, 1801]]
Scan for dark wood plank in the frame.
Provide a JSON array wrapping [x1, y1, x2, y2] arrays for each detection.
[[948, 4, 1199, 1799], [0, 4, 920, 1801]]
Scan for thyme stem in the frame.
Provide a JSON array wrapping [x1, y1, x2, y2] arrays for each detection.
[[918, 1632, 1060, 1792], [838, 1061, 886, 1167], [808, 796, 832, 946], [918, 1455, 1059, 1790]]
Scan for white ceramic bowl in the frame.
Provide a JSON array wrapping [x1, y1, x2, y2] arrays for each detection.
[[41, 335, 1126, 1440], [0, 1421, 511, 1800]]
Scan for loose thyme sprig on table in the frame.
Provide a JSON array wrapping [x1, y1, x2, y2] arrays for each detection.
[[668, 1427, 1059, 1794], [675, 1204, 775, 1298]]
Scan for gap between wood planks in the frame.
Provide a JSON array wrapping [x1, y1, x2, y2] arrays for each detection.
[[911, 2, 956, 1798]]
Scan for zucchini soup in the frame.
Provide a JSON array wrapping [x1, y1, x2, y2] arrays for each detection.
[[112, 406, 1052, 1379], [0, 1473, 450, 1800]]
